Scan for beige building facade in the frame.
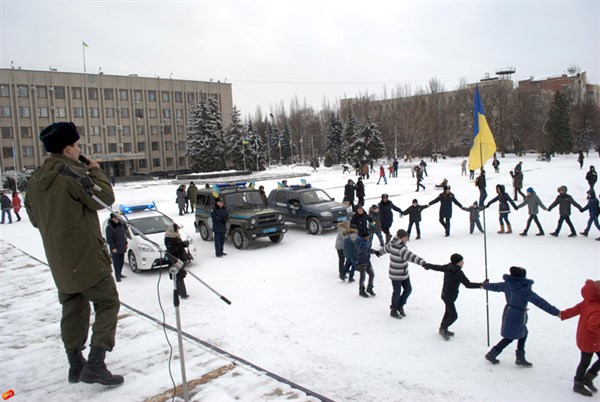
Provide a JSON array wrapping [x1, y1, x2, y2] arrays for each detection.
[[0, 68, 233, 177]]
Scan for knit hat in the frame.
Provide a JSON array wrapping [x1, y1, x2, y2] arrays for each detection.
[[396, 229, 408, 238], [450, 253, 463, 265], [443, 185, 451, 191], [412, 199, 418, 204], [39, 122, 80, 153], [510, 266, 527, 278], [527, 187, 534, 193]]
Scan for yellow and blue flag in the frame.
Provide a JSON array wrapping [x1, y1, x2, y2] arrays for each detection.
[[468, 85, 496, 171]]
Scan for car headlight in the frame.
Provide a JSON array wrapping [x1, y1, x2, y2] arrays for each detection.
[[347, 207, 353, 213], [250, 218, 257, 225], [320, 211, 332, 217], [277, 214, 283, 221], [137, 242, 156, 252]]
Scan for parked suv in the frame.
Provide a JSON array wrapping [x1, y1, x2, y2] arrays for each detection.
[[267, 184, 353, 235], [195, 182, 287, 249]]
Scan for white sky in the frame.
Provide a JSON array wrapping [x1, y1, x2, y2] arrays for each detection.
[[1, 0, 599, 116]]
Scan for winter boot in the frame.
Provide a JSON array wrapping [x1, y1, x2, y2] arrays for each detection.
[[390, 309, 402, 319], [359, 288, 369, 298], [506, 224, 513, 234], [398, 306, 406, 317], [569, 232, 578, 237], [485, 347, 501, 364], [438, 328, 451, 340], [515, 350, 532, 367], [79, 346, 124, 386], [367, 286, 376, 296], [584, 372, 598, 392], [580, 231, 589, 237], [497, 224, 505, 234], [519, 231, 528, 236], [536, 231, 545, 236], [574, 380, 593, 397], [66, 349, 86, 383]]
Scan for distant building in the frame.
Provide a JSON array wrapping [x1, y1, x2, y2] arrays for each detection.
[[0, 68, 233, 177], [518, 70, 599, 104]]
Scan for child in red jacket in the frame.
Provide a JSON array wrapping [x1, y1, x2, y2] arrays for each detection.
[[561, 280, 600, 397]]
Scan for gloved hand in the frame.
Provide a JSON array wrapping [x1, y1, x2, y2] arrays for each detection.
[[374, 250, 382, 257]]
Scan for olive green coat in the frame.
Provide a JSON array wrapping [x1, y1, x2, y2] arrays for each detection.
[[25, 154, 115, 294]]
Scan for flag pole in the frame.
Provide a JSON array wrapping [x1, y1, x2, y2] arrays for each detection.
[[82, 42, 87, 74], [479, 140, 491, 347]]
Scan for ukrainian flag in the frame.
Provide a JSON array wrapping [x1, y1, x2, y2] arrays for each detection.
[[468, 85, 496, 171]]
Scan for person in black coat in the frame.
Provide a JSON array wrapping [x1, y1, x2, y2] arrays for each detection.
[[428, 186, 464, 237], [485, 184, 518, 234], [164, 223, 190, 298], [350, 205, 372, 237], [211, 198, 229, 257], [356, 177, 365, 206], [343, 179, 356, 211], [424, 254, 483, 340], [475, 170, 487, 206], [586, 166, 597, 191], [105, 214, 128, 282], [402, 199, 428, 239], [548, 185, 583, 237], [379, 194, 403, 244]]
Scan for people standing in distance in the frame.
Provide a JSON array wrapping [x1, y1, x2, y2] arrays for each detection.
[[415, 166, 425, 192], [11, 191, 21, 222], [586, 166, 597, 192], [25, 122, 123, 386], [0, 190, 12, 224], [356, 177, 365, 207], [578, 150, 585, 170], [105, 214, 128, 282], [176, 185, 187, 215], [343, 179, 356, 212], [377, 164, 388, 185], [187, 181, 198, 213], [211, 198, 229, 257]]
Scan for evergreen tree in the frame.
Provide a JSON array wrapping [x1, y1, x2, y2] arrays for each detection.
[[276, 123, 293, 164], [324, 112, 344, 165], [186, 97, 228, 172], [224, 106, 246, 170], [245, 119, 266, 171], [343, 110, 359, 163], [361, 118, 386, 161], [546, 91, 572, 153]]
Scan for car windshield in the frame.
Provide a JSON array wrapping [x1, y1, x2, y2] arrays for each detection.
[[299, 189, 332, 204], [128, 215, 173, 235], [224, 190, 264, 209]]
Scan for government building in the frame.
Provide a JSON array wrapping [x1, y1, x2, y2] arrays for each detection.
[[0, 68, 233, 178]]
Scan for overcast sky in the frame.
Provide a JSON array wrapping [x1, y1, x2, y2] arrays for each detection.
[[1, 0, 598, 116]]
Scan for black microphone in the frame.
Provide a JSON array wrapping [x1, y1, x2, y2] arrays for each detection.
[[58, 164, 103, 192], [78, 154, 91, 165]]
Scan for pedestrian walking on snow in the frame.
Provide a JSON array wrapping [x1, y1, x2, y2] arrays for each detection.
[[0, 191, 12, 224], [578, 150, 585, 170], [560, 279, 600, 397], [485, 184, 518, 234], [428, 185, 464, 237], [377, 165, 388, 185], [424, 254, 483, 340], [416, 166, 426, 192], [586, 166, 597, 192], [510, 167, 525, 201], [580, 190, 600, 239], [461, 159, 467, 176], [517, 187, 547, 236], [484, 267, 560, 367], [548, 185, 583, 237], [385, 229, 427, 318]]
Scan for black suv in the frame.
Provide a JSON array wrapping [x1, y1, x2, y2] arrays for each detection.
[[267, 184, 353, 235], [195, 183, 287, 249]]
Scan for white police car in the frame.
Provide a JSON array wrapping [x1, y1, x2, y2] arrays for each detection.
[[103, 202, 196, 273]]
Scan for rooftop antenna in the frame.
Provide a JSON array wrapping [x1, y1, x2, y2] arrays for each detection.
[[169, 72, 173, 79], [10, 60, 14, 69]]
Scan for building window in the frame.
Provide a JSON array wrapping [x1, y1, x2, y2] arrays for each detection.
[[2, 147, 13, 158], [105, 107, 115, 118], [166, 157, 173, 167], [54, 86, 66, 99], [72, 87, 82, 99], [22, 146, 34, 157], [149, 109, 158, 119], [123, 142, 132, 152], [73, 107, 84, 118], [148, 90, 156, 102], [161, 91, 170, 102], [134, 90, 143, 102], [163, 125, 171, 135], [107, 126, 116, 136], [121, 107, 130, 118], [122, 126, 131, 135], [136, 126, 145, 135], [175, 92, 183, 103], [152, 158, 161, 167], [21, 127, 32, 138], [37, 86, 47, 98], [187, 92, 195, 102], [119, 89, 128, 101], [19, 106, 31, 118], [151, 141, 159, 151], [88, 88, 98, 100], [175, 109, 184, 119], [1, 127, 13, 138], [92, 144, 102, 153], [150, 125, 159, 135], [162, 108, 171, 119], [1, 106, 12, 117], [108, 143, 117, 153], [104, 88, 114, 100], [56, 107, 67, 118], [177, 125, 184, 135], [179, 157, 186, 166], [135, 108, 144, 118], [137, 142, 146, 151], [0, 85, 9, 97], [37, 107, 48, 118], [89, 107, 100, 118], [17, 85, 29, 97], [139, 159, 147, 168], [165, 141, 173, 150], [91, 126, 101, 136]]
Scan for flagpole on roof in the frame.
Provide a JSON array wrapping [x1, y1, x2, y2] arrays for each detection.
[[82, 41, 88, 74]]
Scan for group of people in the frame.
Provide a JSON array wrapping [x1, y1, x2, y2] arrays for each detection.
[[175, 182, 198, 215], [0, 190, 22, 224]]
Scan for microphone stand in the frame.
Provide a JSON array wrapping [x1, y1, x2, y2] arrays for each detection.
[[70, 175, 231, 402]]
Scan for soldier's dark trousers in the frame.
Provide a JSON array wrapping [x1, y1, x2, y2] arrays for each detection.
[[58, 276, 120, 352]]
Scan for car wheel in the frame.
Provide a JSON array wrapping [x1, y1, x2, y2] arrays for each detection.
[[269, 233, 284, 243], [232, 228, 248, 249], [199, 222, 213, 241], [307, 217, 323, 235], [128, 251, 140, 273]]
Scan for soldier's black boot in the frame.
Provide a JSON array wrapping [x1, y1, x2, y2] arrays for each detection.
[[66, 349, 86, 383], [79, 346, 124, 386]]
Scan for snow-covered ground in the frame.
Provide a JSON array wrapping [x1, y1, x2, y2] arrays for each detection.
[[1, 153, 599, 402]]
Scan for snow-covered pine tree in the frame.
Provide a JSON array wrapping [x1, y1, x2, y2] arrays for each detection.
[[186, 102, 204, 172], [361, 118, 386, 161], [343, 110, 360, 163], [186, 97, 228, 172], [224, 106, 246, 170], [324, 112, 344, 165], [245, 119, 266, 171], [546, 91, 572, 154], [279, 123, 293, 164]]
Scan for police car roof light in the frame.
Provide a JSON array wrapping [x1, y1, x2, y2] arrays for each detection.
[[289, 183, 312, 190], [119, 201, 157, 214], [213, 182, 247, 189]]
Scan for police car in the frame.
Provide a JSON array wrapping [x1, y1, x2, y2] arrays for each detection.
[[103, 202, 196, 273]]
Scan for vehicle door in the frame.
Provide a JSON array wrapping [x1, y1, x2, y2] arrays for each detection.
[[285, 192, 304, 224]]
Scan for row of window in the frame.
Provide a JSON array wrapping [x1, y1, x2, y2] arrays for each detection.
[[0, 84, 219, 104], [0, 105, 187, 120], [2, 140, 186, 156]]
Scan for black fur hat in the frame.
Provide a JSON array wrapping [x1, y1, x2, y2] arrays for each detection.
[[450, 253, 463, 265], [510, 266, 527, 278], [39, 122, 80, 153]]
